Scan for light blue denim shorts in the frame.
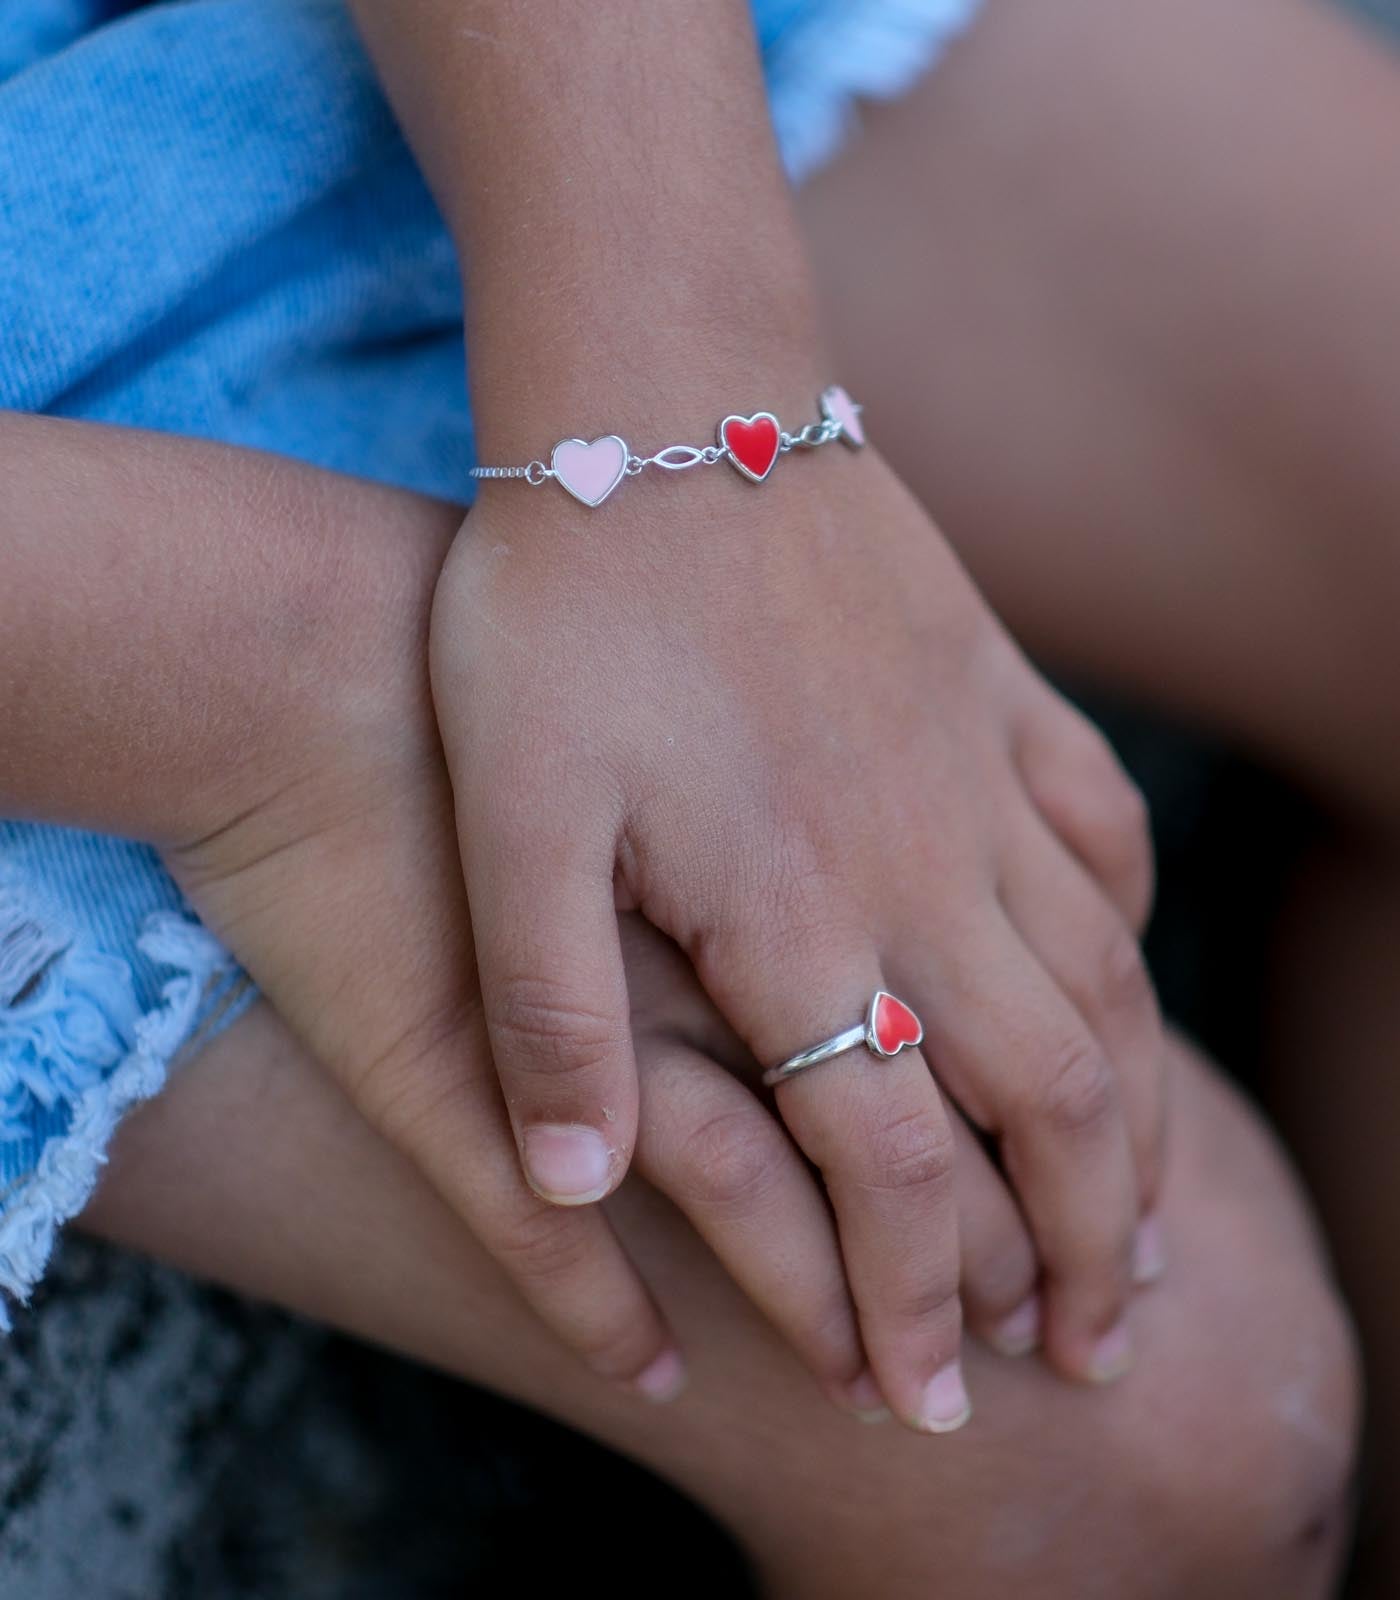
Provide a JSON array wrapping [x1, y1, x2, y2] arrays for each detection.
[[0, 0, 982, 1323]]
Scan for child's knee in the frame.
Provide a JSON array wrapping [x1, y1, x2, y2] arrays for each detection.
[[1119, 1278, 1357, 1596], [1092, 1062, 1360, 1597]]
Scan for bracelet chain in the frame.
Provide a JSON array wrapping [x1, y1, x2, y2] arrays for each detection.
[[471, 405, 851, 488], [468, 389, 862, 507]]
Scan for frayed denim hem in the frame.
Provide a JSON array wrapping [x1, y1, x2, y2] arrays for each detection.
[[0, 891, 247, 1329], [767, 0, 984, 183]]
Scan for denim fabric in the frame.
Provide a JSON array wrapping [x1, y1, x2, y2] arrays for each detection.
[[0, 830, 249, 1325], [0, 0, 982, 1321]]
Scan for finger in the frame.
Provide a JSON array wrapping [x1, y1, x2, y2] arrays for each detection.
[[351, 992, 685, 1401], [999, 803, 1169, 1228], [913, 917, 1138, 1385], [198, 741, 680, 1399], [462, 804, 639, 1207], [949, 1111, 1041, 1355], [699, 925, 969, 1435], [1013, 688, 1156, 936], [636, 1040, 876, 1416]]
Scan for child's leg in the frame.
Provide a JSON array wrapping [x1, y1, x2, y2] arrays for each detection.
[[82, 1004, 1354, 1599], [798, 0, 1400, 821], [1269, 841, 1400, 1593]]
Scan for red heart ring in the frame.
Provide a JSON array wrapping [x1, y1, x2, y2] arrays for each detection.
[[762, 989, 925, 1087], [719, 411, 781, 482], [867, 991, 923, 1058]]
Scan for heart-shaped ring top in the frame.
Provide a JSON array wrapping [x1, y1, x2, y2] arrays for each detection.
[[718, 412, 781, 483], [551, 435, 629, 507], [819, 385, 866, 449], [867, 991, 923, 1058]]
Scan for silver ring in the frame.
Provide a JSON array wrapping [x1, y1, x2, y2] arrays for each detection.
[[763, 990, 924, 1088]]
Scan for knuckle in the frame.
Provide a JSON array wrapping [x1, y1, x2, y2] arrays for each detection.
[[1088, 777, 1150, 862], [1057, 719, 1153, 854], [1030, 712, 1156, 931], [859, 1106, 956, 1200], [700, 823, 863, 976], [489, 1201, 593, 1286], [349, 999, 482, 1141], [674, 1107, 778, 1213], [1035, 1037, 1118, 1142], [1101, 769, 1152, 848], [889, 1265, 963, 1328], [490, 973, 628, 1080]]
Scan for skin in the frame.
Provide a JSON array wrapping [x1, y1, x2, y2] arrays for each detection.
[[84, 1010, 1356, 1600], [785, 0, 1400, 1580], [2, 0, 1395, 1584], [0, 413, 1149, 1428], [0, 409, 1357, 1596], [801, 0, 1400, 812], [344, 0, 1168, 1423], [1269, 840, 1400, 1595]]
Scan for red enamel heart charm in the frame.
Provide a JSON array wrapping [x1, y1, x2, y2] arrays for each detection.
[[718, 411, 781, 483], [867, 991, 923, 1058]]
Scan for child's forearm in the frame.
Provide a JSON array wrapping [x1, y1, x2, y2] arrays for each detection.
[[346, 1, 827, 460], [0, 413, 453, 840]]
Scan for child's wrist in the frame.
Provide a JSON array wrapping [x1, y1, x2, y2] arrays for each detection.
[[469, 324, 830, 472], [463, 223, 828, 458]]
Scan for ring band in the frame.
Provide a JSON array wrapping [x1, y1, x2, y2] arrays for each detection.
[[763, 990, 924, 1088]]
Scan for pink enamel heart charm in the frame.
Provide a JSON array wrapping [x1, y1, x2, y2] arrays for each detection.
[[551, 435, 629, 507], [867, 991, 923, 1058], [820, 385, 865, 449]]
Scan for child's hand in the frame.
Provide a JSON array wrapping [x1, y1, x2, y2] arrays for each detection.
[[162, 512, 1043, 1430], [432, 444, 1165, 1412], [615, 910, 1051, 1424], [1, 414, 1145, 1423], [346, 0, 1160, 1417]]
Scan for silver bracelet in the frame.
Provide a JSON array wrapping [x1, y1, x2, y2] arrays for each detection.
[[469, 385, 865, 508]]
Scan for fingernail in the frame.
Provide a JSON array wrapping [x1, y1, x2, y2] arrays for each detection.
[[916, 1362, 972, 1434], [521, 1123, 612, 1204], [838, 1369, 890, 1423], [1088, 1320, 1133, 1384], [990, 1295, 1042, 1358], [1132, 1215, 1167, 1285], [632, 1349, 688, 1404]]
